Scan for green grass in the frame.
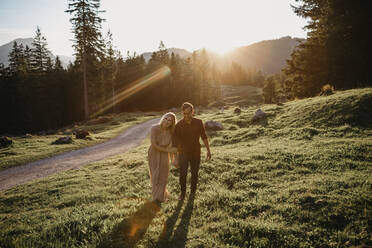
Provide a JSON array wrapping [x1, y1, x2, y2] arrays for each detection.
[[221, 85, 263, 106], [0, 88, 371, 247], [0, 112, 158, 171]]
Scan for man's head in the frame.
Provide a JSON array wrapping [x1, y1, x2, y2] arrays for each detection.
[[181, 102, 194, 122]]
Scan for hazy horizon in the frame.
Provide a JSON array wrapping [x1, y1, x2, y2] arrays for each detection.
[[0, 0, 308, 57]]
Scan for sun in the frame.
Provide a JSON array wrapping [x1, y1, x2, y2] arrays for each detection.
[[207, 43, 235, 55]]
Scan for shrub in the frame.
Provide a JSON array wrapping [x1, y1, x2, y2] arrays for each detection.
[[320, 84, 334, 96]]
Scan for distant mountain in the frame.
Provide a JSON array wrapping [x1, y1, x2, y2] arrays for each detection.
[[0, 38, 33, 67], [141, 48, 191, 62], [140, 37, 303, 75], [1, 36, 302, 74], [57, 55, 75, 67], [0, 38, 74, 68], [224, 36, 304, 75]]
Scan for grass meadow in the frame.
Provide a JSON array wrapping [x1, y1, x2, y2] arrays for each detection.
[[0, 113, 158, 171], [0, 88, 371, 247]]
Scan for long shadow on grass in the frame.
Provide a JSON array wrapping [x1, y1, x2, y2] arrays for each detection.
[[98, 200, 160, 248], [156, 193, 195, 248]]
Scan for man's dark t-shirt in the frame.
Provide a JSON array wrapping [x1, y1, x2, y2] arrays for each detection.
[[174, 117, 207, 156]]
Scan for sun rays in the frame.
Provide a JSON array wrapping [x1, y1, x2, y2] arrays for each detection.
[[91, 66, 171, 118]]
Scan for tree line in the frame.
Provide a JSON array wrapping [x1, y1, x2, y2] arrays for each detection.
[[0, 36, 224, 134], [0, 0, 225, 134], [0, 0, 271, 135], [280, 0, 372, 99]]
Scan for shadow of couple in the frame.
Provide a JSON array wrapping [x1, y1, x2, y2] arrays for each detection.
[[98, 193, 195, 248]]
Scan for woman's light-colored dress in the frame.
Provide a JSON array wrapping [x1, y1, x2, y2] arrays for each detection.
[[148, 124, 172, 202]]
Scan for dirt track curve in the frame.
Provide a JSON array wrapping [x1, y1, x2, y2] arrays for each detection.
[[0, 118, 159, 191]]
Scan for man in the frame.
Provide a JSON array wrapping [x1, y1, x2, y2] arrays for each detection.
[[174, 102, 211, 200]]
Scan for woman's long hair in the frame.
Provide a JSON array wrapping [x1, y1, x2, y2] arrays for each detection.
[[159, 112, 177, 133]]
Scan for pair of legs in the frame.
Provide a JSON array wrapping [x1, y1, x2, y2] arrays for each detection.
[[179, 152, 200, 199]]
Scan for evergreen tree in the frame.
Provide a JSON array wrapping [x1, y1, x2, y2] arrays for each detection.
[[8, 41, 25, 75], [66, 0, 105, 120], [104, 30, 118, 113], [263, 76, 276, 103], [54, 56, 64, 72], [253, 70, 265, 88], [285, 0, 372, 98], [157, 40, 169, 65], [0, 63, 5, 77], [195, 49, 210, 105], [46, 57, 54, 72], [24, 45, 32, 73], [30, 26, 50, 74]]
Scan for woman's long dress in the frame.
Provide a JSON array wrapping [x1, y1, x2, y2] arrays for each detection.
[[148, 125, 172, 202]]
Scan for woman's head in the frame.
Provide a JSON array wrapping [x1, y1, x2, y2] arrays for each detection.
[[159, 112, 177, 131]]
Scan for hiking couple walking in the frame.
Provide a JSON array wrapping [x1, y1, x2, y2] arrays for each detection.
[[147, 102, 211, 204]]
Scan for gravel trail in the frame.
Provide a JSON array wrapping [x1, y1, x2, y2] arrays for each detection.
[[0, 118, 159, 191]]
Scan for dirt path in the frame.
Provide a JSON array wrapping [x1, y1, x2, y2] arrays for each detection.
[[0, 118, 159, 191]]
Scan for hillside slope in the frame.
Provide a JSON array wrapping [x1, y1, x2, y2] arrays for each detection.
[[220, 85, 263, 107], [226, 36, 303, 75], [0, 88, 371, 247]]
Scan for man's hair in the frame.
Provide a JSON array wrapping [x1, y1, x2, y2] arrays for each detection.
[[181, 102, 194, 112]]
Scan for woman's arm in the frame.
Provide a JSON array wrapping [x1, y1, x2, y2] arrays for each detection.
[[150, 127, 175, 153]]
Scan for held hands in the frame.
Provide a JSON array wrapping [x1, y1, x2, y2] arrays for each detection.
[[166, 144, 178, 153]]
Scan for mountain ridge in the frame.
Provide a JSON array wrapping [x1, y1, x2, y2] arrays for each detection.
[[140, 36, 304, 75], [0, 38, 74, 68], [1, 36, 303, 74]]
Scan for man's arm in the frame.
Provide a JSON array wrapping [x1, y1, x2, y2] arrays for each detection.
[[202, 138, 211, 160], [200, 120, 211, 160]]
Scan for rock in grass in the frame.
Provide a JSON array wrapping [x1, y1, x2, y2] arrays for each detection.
[[22, 133, 33, 138], [251, 108, 267, 123], [234, 108, 242, 114], [0, 136, 13, 148], [52, 136, 72, 145], [205, 121, 224, 131], [75, 130, 90, 139]]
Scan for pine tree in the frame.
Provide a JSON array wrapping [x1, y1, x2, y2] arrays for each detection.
[[24, 45, 32, 73], [263, 76, 276, 103], [46, 57, 53, 72], [66, 0, 105, 120], [104, 30, 118, 113], [157, 40, 169, 65], [54, 56, 64, 72], [8, 41, 25, 75], [30, 26, 50, 74], [0, 63, 6, 78], [285, 0, 372, 98]]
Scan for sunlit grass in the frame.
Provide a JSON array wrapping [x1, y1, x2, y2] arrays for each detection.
[[0, 87, 371, 247]]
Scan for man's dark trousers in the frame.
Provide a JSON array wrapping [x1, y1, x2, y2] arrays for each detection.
[[179, 152, 200, 195]]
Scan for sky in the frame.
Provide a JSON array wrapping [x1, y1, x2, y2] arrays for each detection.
[[0, 0, 308, 57]]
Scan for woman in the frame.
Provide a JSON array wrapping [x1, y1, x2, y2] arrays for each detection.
[[148, 112, 178, 203]]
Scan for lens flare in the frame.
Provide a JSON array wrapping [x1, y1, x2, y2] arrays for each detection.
[[91, 66, 171, 118]]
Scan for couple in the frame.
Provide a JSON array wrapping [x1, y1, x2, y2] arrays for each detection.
[[148, 102, 211, 204]]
